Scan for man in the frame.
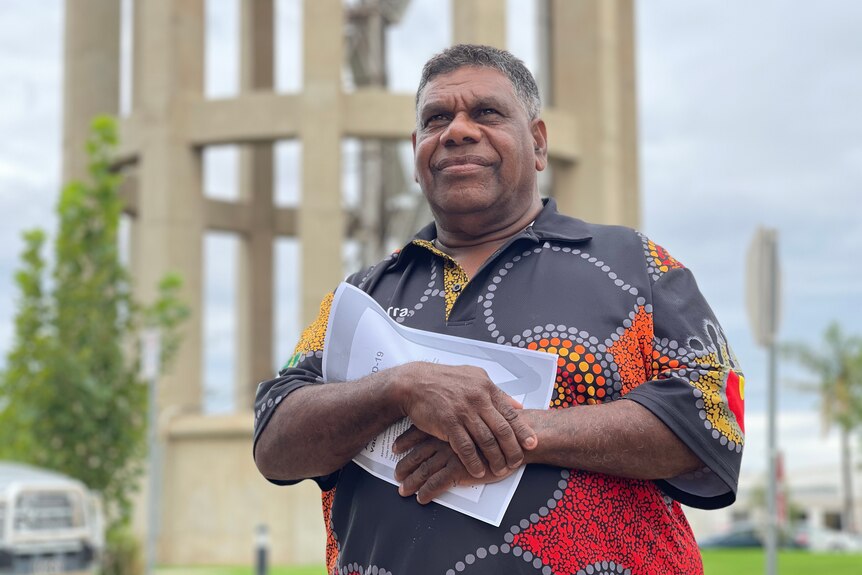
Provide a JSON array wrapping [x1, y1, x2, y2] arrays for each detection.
[[254, 45, 744, 575]]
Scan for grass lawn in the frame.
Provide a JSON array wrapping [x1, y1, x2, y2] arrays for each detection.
[[702, 549, 862, 574]]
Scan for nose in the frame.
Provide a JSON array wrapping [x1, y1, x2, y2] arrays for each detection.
[[440, 112, 481, 146]]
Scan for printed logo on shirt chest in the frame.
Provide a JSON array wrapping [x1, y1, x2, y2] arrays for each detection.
[[387, 306, 412, 319]]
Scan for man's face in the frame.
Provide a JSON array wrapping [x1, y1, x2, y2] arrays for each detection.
[[412, 67, 547, 223]]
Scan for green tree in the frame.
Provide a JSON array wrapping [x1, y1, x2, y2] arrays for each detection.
[[0, 229, 50, 457], [0, 117, 189, 542], [783, 322, 862, 533]]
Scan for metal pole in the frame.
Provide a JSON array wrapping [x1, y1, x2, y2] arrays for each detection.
[[143, 330, 162, 575], [765, 232, 779, 575], [766, 339, 778, 575], [255, 524, 270, 575], [746, 227, 781, 575]]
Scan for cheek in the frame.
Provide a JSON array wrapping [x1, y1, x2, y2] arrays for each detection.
[[414, 141, 435, 174]]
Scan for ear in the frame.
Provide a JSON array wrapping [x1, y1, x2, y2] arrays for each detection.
[[411, 131, 419, 183], [532, 119, 548, 172]]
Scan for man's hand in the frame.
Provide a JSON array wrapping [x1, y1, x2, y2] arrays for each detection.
[[393, 426, 518, 504], [393, 362, 536, 479]]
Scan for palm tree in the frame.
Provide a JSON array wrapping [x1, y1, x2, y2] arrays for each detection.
[[783, 322, 862, 533]]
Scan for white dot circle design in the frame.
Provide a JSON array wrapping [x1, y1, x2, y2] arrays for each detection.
[[482, 243, 639, 348], [396, 258, 445, 324], [447, 470, 572, 572]]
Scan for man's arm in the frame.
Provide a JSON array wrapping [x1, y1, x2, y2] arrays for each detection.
[[254, 361, 538, 482], [255, 369, 403, 482], [393, 400, 700, 504], [522, 400, 700, 477]]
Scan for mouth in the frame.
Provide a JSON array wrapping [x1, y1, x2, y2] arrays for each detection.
[[434, 155, 493, 172]]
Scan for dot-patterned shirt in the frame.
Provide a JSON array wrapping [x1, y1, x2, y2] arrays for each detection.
[[254, 199, 745, 575]]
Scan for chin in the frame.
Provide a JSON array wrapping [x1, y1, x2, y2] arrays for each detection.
[[425, 186, 500, 215]]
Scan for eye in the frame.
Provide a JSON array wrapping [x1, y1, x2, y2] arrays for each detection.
[[423, 114, 450, 129], [478, 108, 499, 117]]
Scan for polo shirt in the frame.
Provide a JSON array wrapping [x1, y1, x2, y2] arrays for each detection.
[[253, 199, 745, 575]]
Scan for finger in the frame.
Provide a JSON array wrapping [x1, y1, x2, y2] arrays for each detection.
[[392, 425, 429, 455], [480, 407, 525, 471], [492, 388, 537, 451], [448, 427, 486, 479], [507, 395, 523, 409], [394, 440, 439, 481], [416, 462, 462, 505], [465, 416, 509, 477], [399, 449, 449, 497]]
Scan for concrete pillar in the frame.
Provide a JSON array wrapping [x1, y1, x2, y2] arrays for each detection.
[[128, 0, 145, 329], [300, 0, 345, 324], [549, 0, 639, 228], [237, 0, 276, 408], [133, 0, 206, 413], [351, 1, 389, 267], [132, 0, 145, 111], [452, 0, 506, 48], [62, 0, 121, 183]]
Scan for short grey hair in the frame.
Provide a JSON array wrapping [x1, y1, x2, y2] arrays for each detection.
[[415, 44, 541, 124]]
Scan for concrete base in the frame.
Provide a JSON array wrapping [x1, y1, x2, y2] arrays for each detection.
[[135, 414, 326, 566]]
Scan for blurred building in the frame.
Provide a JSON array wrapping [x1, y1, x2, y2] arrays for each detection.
[[62, 0, 640, 566], [686, 465, 862, 540]]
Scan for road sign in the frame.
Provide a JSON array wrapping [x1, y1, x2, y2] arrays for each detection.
[[746, 228, 781, 347]]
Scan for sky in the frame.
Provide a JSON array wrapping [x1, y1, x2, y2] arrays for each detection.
[[0, 1, 860, 485]]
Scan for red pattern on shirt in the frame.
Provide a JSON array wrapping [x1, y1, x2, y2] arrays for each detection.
[[512, 471, 703, 575]]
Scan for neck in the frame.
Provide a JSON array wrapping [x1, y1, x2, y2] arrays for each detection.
[[432, 198, 543, 279], [434, 197, 543, 250]]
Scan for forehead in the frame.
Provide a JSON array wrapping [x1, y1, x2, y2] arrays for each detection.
[[418, 66, 518, 110]]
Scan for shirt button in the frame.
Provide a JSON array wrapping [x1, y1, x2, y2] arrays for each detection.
[[452, 283, 462, 293]]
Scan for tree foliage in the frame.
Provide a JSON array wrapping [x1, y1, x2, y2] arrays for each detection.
[[0, 116, 189, 532], [783, 322, 862, 433], [783, 322, 862, 533]]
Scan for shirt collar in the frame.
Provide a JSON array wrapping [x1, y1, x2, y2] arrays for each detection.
[[528, 198, 594, 243], [389, 198, 593, 270]]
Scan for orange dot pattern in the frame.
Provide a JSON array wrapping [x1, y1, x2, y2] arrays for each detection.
[[528, 338, 616, 407], [294, 291, 334, 355], [641, 235, 685, 281], [650, 349, 685, 379], [322, 488, 339, 575], [608, 306, 656, 395]]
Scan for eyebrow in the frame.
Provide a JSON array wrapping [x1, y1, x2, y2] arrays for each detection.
[[418, 102, 449, 120], [419, 96, 510, 119], [472, 97, 509, 111]]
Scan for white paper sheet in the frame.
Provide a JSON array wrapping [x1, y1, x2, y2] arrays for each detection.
[[322, 283, 558, 526]]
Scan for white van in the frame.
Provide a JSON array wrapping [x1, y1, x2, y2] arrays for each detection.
[[0, 462, 104, 574]]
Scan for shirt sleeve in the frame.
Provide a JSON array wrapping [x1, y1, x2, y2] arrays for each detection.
[[252, 291, 340, 491], [623, 245, 745, 509]]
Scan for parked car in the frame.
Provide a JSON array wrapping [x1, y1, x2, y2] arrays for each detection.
[[0, 462, 104, 574], [699, 524, 762, 549], [698, 522, 800, 549], [792, 525, 862, 552]]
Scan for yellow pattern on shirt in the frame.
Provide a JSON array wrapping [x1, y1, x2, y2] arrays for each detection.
[[294, 292, 334, 354], [412, 239, 470, 320]]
